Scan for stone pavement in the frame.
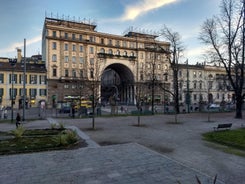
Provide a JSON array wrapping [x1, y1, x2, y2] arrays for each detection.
[[0, 143, 222, 184], [0, 112, 244, 183]]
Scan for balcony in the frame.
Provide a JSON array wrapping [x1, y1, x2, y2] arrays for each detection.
[[97, 53, 136, 61]]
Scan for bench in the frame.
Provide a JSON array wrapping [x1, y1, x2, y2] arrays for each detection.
[[213, 123, 232, 131]]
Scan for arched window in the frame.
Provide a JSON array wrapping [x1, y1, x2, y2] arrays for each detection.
[[108, 49, 113, 54], [123, 51, 127, 56], [100, 48, 105, 53], [130, 52, 134, 57], [116, 50, 120, 55]]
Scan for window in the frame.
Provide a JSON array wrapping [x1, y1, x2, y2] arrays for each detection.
[[123, 51, 127, 56], [100, 48, 105, 53], [140, 73, 144, 81], [193, 82, 197, 89], [80, 70, 84, 78], [52, 54, 57, 62], [90, 47, 94, 54], [72, 34, 76, 40], [72, 69, 76, 77], [193, 94, 197, 101], [79, 45, 83, 52], [108, 39, 112, 45], [39, 76, 46, 84], [65, 69, 69, 77], [79, 57, 84, 63], [0, 74, 4, 83], [72, 56, 76, 63], [116, 50, 120, 55], [52, 31, 56, 37], [30, 75, 37, 84], [19, 74, 27, 84], [123, 41, 127, 47], [19, 88, 24, 96], [147, 63, 151, 69], [79, 35, 83, 41], [9, 74, 17, 84], [0, 88, 4, 96], [89, 36, 95, 42], [193, 71, 197, 78], [64, 56, 69, 63], [130, 52, 134, 57], [64, 84, 69, 89], [72, 44, 76, 51], [90, 58, 94, 65], [90, 70, 94, 78], [101, 38, 104, 44], [199, 82, 202, 89], [179, 70, 182, 77], [39, 89, 47, 96], [198, 71, 202, 78], [64, 43, 68, 51], [9, 88, 17, 97], [116, 40, 120, 46], [140, 53, 144, 59], [108, 49, 113, 54], [65, 33, 68, 39], [157, 64, 161, 70], [52, 42, 56, 50], [29, 88, 37, 97], [217, 93, 220, 99], [53, 68, 57, 77]]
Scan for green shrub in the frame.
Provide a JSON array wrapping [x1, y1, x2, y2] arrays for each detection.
[[50, 123, 56, 129], [11, 126, 25, 138], [53, 129, 78, 146]]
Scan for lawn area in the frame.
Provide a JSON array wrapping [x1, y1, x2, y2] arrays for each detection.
[[0, 128, 87, 155], [203, 128, 245, 156]]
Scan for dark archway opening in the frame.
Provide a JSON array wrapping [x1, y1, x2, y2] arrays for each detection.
[[101, 64, 134, 105]]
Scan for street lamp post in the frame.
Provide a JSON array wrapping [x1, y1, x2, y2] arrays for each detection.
[[186, 59, 190, 113], [8, 58, 17, 123]]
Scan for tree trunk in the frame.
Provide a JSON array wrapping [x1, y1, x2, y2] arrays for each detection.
[[235, 94, 243, 119]]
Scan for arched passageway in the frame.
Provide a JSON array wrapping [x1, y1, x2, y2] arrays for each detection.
[[101, 63, 135, 105]]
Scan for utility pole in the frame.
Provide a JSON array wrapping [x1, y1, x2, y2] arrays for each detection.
[[23, 39, 26, 121], [186, 59, 190, 113]]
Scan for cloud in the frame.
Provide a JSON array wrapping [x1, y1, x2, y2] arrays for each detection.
[[120, 0, 179, 21], [0, 36, 41, 56]]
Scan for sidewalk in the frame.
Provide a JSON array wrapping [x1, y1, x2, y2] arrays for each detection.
[[0, 112, 244, 183]]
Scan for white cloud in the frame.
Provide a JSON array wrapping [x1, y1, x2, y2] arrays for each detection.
[[120, 0, 179, 21], [0, 36, 41, 56]]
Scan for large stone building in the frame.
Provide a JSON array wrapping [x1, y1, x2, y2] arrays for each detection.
[[0, 49, 47, 108], [42, 17, 171, 108], [42, 16, 242, 111]]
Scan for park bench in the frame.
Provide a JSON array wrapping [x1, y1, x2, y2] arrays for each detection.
[[213, 123, 232, 131]]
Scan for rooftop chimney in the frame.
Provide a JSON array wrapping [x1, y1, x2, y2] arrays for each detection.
[[17, 48, 22, 62]]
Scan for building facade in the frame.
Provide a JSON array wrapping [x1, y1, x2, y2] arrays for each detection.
[[0, 50, 47, 108], [42, 17, 171, 108]]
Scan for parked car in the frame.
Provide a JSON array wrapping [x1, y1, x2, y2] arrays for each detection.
[[59, 106, 70, 113]]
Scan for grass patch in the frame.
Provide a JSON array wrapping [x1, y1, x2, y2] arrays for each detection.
[[203, 128, 245, 156], [0, 128, 87, 155]]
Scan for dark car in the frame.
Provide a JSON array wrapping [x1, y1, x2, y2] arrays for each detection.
[[59, 106, 70, 113]]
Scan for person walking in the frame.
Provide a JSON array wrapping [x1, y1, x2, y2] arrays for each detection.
[[16, 113, 21, 128]]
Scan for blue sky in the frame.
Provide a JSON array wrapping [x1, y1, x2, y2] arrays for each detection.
[[0, 0, 220, 64]]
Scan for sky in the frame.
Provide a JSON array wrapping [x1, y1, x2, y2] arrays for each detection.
[[0, 0, 221, 64]]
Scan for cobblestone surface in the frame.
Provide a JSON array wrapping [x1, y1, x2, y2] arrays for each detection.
[[0, 143, 223, 184], [0, 112, 244, 184]]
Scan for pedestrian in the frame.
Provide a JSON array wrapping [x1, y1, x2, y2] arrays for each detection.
[[16, 113, 21, 128], [4, 109, 8, 119]]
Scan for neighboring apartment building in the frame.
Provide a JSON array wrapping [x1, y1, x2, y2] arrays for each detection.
[[177, 63, 235, 111], [42, 17, 171, 108], [0, 49, 47, 108]]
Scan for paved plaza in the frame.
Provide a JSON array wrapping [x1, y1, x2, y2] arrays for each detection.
[[0, 111, 244, 183]]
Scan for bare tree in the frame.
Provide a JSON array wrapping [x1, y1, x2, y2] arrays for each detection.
[[160, 25, 184, 114], [199, 0, 244, 118]]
